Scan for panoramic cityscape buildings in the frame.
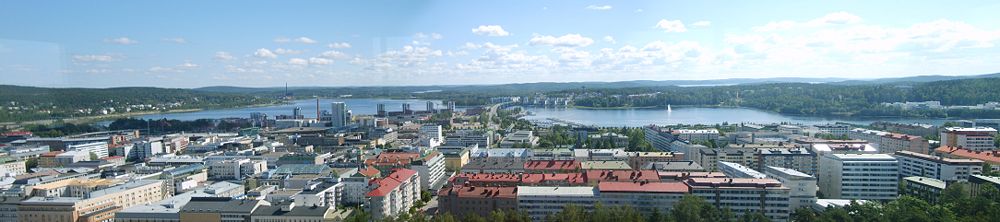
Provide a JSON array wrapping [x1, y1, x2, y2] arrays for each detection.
[[4, 1, 1000, 222]]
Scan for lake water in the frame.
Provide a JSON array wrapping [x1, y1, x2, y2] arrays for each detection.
[[521, 106, 948, 127], [137, 98, 451, 121], [133, 98, 949, 127]]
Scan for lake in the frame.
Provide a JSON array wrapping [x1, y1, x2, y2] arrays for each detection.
[[134, 98, 949, 127], [521, 106, 949, 127], [137, 98, 452, 121]]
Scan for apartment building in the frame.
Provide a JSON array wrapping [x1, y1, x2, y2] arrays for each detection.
[[18, 180, 166, 222], [757, 148, 817, 176], [672, 129, 720, 142], [764, 166, 817, 211], [818, 154, 899, 201], [940, 127, 997, 151], [207, 159, 268, 181], [516, 186, 597, 221], [848, 128, 929, 154], [437, 186, 517, 218], [894, 150, 982, 182], [366, 169, 420, 220], [686, 178, 791, 222]]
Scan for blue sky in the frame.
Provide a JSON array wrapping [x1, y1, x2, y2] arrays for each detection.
[[2, 0, 1000, 88]]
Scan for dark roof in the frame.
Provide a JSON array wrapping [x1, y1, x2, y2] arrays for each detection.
[[251, 204, 331, 217], [179, 197, 263, 213]]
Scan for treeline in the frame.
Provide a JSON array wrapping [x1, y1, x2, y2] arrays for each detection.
[[109, 118, 251, 134], [19, 118, 252, 137], [23, 122, 102, 137], [0, 85, 277, 122], [570, 78, 1000, 118]]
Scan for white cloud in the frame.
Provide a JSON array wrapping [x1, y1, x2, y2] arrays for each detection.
[[274, 48, 304, 55], [162, 37, 187, 44], [214, 51, 235, 60], [754, 12, 863, 32], [294, 37, 317, 44], [634, 9, 643, 13], [328, 42, 352, 48], [529, 34, 594, 47], [813, 12, 862, 25], [585, 5, 612, 10], [308, 57, 333, 65], [254, 48, 278, 59], [692, 21, 712, 27], [274, 37, 317, 44], [603, 36, 617, 44], [105, 37, 138, 45], [415, 32, 444, 40], [73, 54, 116, 62], [319, 50, 350, 59], [178, 62, 199, 69], [288, 58, 309, 66], [472, 25, 511, 37], [655, 20, 687, 32]]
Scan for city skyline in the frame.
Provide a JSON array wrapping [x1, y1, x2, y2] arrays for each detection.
[[2, 0, 1000, 88]]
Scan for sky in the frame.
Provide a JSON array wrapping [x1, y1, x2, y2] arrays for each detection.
[[2, 0, 1000, 88]]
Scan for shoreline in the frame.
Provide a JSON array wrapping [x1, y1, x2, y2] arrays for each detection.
[[549, 105, 966, 121], [0, 101, 288, 127]]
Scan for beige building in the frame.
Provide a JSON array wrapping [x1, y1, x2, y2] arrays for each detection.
[[18, 180, 166, 222], [848, 128, 930, 154], [626, 152, 684, 169], [0, 158, 26, 176]]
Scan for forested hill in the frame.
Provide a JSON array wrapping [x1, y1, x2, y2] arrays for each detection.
[[570, 77, 1000, 118], [0, 85, 277, 122]]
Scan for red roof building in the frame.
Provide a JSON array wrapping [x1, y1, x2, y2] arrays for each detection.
[[597, 181, 689, 193], [523, 160, 580, 173]]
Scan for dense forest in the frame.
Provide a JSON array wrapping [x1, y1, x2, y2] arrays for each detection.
[[570, 78, 1000, 118], [0, 85, 278, 122]]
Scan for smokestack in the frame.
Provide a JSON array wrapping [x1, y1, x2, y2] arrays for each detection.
[[316, 97, 320, 121]]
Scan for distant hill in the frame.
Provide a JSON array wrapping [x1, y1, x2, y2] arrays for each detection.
[[831, 73, 1000, 85]]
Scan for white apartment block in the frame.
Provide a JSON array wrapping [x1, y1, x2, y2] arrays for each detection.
[[412, 151, 448, 190], [718, 161, 768, 179], [596, 182, 689, 216], [66, 141, 109, 159], [444, 130, 492, 148], [207, 159, 267, 180], [819, 154, 898, 201], [366, 169, 420, 221], [687, 178, 791, 222], [758, 148, 817, 176], [815, 124, 850, 136], [764, 166, 817, 211], [517, 186, 598, 221], [672, 129, 720, 142], [941, 127, 997, 151], [894, 150, 983, 182], [420, 124, 443, 143], [339, 176, 368, 205]]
